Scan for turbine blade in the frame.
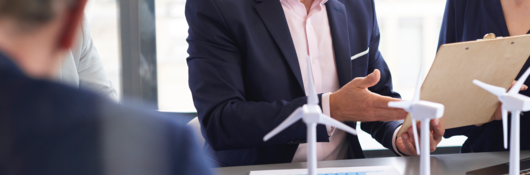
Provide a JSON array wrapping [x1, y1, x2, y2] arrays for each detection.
[[264, 108, 304, 141], [388, 101, 412, 110], [318, 114, 357, 135], [509, 67, 530, 94], [305, 56, 319, 105], [413, 64, 425, 102], [502, 109, 508, 149], [411, 118, 420, 155], [473, 80, 506, 97]]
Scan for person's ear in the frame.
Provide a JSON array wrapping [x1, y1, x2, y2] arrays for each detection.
[[58, 0, 88, 50]]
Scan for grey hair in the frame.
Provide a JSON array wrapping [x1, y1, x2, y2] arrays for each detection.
[[0, 0, 77, 30]]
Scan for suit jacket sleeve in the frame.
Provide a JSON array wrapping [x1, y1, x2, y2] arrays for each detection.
[[361, 0, 403, 154], [445, 125, 480, 138], [186, 0, 329, 151], [77, 18, 119, 101]]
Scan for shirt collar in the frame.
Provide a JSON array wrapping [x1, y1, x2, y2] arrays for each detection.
[[315, 0, 328, 5], [280, 0, 328, 8]]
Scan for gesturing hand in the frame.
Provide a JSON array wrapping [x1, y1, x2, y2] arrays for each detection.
[[329, 69, 408, 122], [396, 119, 444, 156]]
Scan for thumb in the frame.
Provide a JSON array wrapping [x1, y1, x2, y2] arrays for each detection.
[[354, 69, 381, 89]]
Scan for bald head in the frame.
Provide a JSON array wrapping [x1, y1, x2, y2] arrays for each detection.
[[0, 0, 87, 78]]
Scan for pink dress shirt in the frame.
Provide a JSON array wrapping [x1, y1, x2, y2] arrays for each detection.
[[281, 0, 403, 162], [280, 0, 347, 162]]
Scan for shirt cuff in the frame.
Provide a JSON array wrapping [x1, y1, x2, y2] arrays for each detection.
[[392, 125, 405, 157], [322, 92, 335, 136]]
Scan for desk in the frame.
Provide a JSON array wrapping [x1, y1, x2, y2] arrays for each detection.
[[216, 151, 530, 175]]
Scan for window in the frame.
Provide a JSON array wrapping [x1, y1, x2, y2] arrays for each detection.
[[85, 0, 121, 99], [155, 0, 194, 112]]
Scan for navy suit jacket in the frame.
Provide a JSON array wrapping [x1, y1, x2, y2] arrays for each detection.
[[186, 0, 402, 167], [440, 0, 530, 153], [0, 52, 212, 175]]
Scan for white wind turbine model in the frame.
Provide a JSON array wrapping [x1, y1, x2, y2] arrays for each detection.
[[387, 65, 445, 175], [473, 66, 530, 175], [263, 57, 358, 175]]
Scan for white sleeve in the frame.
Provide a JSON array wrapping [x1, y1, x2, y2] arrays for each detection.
[[322, 92, 335, 135], [392, 125, 405, 156], [76, 17, 119, 101]]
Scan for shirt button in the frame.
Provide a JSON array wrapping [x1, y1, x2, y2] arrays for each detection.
[[312, 58, 316, 63]]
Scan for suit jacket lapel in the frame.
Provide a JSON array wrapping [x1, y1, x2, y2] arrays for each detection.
[[255, 0, 305, 91], [326, 0, 352, 87]]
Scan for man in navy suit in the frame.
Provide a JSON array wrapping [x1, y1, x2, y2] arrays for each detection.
[[0, 0, 212, 174], [186, 0, 445, 166]]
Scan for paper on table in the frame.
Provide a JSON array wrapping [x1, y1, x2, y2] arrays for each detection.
[[397, 34, 530, 137], [249, 166, 400, 175]]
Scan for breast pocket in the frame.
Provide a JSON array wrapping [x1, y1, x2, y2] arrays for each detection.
[[350, 47, 369, 67]]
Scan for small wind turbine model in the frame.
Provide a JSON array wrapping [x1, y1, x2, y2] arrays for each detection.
[[263, 57, 358, 175], [387, 65, 444, 175], [473, 66, 530, 175]]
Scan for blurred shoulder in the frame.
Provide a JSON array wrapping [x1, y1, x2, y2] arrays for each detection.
[[0, 71, 102, 112], [99, 105, 214, 175]]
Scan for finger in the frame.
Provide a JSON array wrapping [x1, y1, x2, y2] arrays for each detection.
[[408, 126, 419, 149], [429, 130, 437, 152], [352, 69, 381, 89], [372, 94, 402, 108], [372, 107, 408, 120], [510, 81, 527, 91], [408, 126, 415, 143], [415, 121, 422, 141], [430, 119, 444, 142], [402, 133, 418, 156], [411, 121, 424, 154], [408, 127, 421, 155], [371, 108, 408, 121]]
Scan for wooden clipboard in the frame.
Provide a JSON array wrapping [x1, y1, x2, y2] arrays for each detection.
[[397, 34, 530, 137]]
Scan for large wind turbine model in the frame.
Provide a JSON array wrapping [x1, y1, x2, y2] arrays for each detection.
[[387, 66, 445, 175], [263, 57, 358, 175], [473, 66, 530, 175]]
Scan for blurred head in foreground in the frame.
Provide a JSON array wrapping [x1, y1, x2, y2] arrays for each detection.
[[0, 0, 213, 175], [0, 0, 84, 78]]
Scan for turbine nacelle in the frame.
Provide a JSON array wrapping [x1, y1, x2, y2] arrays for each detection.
[[302, 105, 324, 123], [502, 94, 530, 111], [411, 101, 445, 120], [388, 101, 444, 120]]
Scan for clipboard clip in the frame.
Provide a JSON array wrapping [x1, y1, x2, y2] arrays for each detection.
[[477, 33, 503, 41], [483, 33, 496, 39]]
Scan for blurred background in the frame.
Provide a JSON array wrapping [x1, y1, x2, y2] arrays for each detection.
[[85, 0, 466, 155]]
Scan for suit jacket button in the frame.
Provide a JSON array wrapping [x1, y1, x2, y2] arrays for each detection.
[[287, 141, 294, 144]]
